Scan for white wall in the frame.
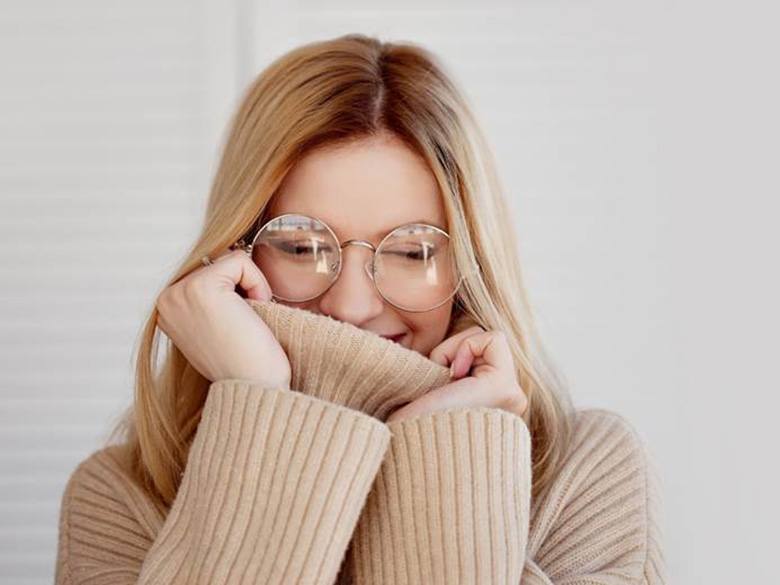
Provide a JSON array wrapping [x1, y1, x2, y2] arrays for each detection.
[[0, 1, 241, 581], [1, 1, 777, 583]]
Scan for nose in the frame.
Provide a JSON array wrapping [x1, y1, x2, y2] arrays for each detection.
[[317, 243, 385, 326]]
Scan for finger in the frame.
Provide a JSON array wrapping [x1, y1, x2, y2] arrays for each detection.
[[452, 330, 514, 379], [210, 249, 273, 302], [210, 249, 236, 262], [428, 325, 486, 368], [450, 339, 476, 379], [195, 248, 234, 272]]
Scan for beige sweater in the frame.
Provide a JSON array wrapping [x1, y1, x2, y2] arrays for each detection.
[[54, 298, 666, 584]]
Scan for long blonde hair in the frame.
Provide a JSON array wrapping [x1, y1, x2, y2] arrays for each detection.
[[107, 33, 575, 508]]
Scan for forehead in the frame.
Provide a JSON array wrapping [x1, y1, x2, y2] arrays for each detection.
[[267, 134, 447, 242]]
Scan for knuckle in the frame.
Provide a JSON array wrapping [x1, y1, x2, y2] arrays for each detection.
[[489, 329, 508, 345], [157, 283, 179, 305], [156, 287, 180, 320], [156, 285, 170, 303], [184, 279, 207, 301], [502, 386, 527, 412], [463, 325, 486, 338], [155, 290, 169, 313], [232, 249, 255, 269], [519, 392, 529, 413], [180, 273, 209, 303]]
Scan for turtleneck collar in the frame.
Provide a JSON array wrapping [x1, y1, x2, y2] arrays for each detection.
[[247, 298, 453, 422]]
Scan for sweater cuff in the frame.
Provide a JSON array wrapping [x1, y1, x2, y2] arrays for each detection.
[[347, 407, 532, 585], [137, 379, 391, 585]]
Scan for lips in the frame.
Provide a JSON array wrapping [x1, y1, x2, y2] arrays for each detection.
[[381, 333, 405, 344]]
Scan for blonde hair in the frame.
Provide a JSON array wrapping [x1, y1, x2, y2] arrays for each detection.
[[107, 33, 575, 508]]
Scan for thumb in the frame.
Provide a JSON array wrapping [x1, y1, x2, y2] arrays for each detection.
[[235, 253, 273, 302]]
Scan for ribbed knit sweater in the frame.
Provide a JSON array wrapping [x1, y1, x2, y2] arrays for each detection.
[[54, 298, 666, 584]]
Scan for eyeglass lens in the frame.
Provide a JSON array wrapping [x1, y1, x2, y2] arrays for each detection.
[[250, 214, 460, 312]]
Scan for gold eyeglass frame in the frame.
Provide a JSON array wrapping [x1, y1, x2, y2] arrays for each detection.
[[229, 212, 480, 313]]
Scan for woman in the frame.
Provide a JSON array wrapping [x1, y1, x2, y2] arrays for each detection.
[[54, 34, 665, 584]]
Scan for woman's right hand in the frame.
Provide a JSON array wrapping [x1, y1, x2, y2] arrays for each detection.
[[155, 249, 291, 389]]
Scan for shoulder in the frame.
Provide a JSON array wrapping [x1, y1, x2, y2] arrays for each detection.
[[56, 446, 168, 583], [59, 442, 164, 526], [62, 443, 133, 498], [552, 406, 664, 515], [574, 408, 642, 444], [531, 408, 666, 581], [570, 407, 657, 462], [566, 407, 664, 532]]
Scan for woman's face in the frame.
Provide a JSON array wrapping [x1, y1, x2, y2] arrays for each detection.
[[264, 132, 455, 357]]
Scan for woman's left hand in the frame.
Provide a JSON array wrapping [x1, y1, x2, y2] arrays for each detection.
[[385, 325, 529, 424]]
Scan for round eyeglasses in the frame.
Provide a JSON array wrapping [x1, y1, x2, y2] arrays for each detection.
[[230, 212, 477, 313]]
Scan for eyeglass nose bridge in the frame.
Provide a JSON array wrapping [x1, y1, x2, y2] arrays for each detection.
[[339, 238, 378, 283]]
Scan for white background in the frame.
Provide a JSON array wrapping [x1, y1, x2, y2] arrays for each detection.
[[1, 1, 777, 583]]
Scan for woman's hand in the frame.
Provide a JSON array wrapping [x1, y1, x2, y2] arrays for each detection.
[[385, 325, 528, 424], [155, 249, 292, 389]]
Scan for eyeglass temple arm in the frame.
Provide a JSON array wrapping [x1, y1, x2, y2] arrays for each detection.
[[230, 239, 250, 253], [230, 222, 260, 254]]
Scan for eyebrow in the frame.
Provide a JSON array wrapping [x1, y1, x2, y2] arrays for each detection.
[[259, 211, 447, 242], [370, 218, 446, 239]]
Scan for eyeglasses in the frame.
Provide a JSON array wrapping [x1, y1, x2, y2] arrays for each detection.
[[230, 212, 478, 313]]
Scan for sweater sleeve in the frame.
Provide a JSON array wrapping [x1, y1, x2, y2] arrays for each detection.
[[55, 379, 391, 585], [346, 406, 531, 584], [345, 407, 666, 585]]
